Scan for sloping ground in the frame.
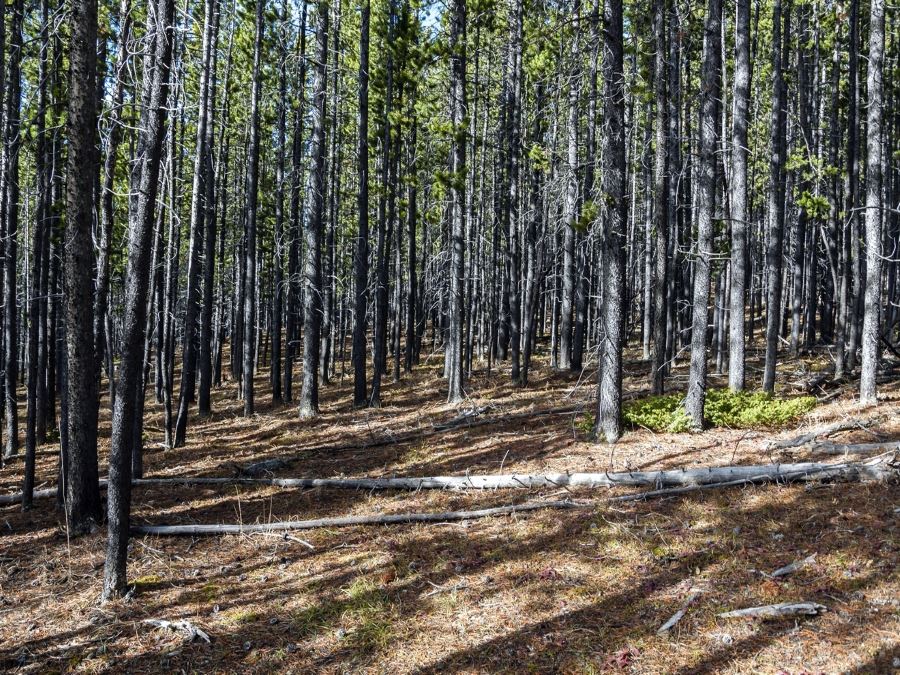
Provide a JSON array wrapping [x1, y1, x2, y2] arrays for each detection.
[[1, 352, 898, 674]]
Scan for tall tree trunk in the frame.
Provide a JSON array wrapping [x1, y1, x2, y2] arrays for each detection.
[[558, 0, 581, 372], [2, 0, 24, 461], [504, 0, 523, 383], [198, 0, 221, 414], [298, 0, 328, 418], [272, 1, 288, 403], [175, 0, 217, 440], [94, 0, 132, 413], [63, 0, 102, 533], [684, 0, 722, 426], [284, 0, 308, 402], [23, 0, 51, 508], [728, 0, 751, 391], [352, 0, 369, 407], [650, 0, 669, 394], [103, 0, 175, 599], [859, 0, 886, 403], [446, 0, 467, 403], [242, 0, 264, 415], [594, 0, 626, 442], [762, 0, 790, 394]]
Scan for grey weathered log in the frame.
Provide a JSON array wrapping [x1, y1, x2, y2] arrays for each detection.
[[769, 418, 880, 450], [718, 601, 826, 619], [807, 441, 899, 456], [4, 457, 896, 507], [132, 501, 582, 536], [770, 553, 816, 578]]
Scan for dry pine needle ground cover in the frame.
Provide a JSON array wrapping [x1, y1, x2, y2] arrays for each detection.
[[1, 349, 898, 674]]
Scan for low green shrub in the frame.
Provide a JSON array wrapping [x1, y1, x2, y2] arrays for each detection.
[[579, 389, 816, 433]]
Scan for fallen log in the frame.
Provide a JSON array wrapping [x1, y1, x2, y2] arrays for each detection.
[[135, 457, 899, 490], [3, 457, 896, 507], [769, 417, 881, 450], [718, 601, 827, 620], [131, 500, 584, 536], [807, 440, 900, 456]]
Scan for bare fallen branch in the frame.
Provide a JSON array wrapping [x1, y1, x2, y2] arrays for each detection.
[[807, 440, 900, 456], [143, 619, 210, 643], [718, 601, 827, 619], [770, 553, 817, 578], [769, 417, 882, 451], [657, 589, 703, 635], [132, 500, 585, 536], [248, 531, 315, 549]]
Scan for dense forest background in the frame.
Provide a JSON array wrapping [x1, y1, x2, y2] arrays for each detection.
[[0, 0, 897, 635]]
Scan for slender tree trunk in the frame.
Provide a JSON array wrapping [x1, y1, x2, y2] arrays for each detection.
[[103, 0, 175, 599], [504, 0, 523, 383], [446, 0, 467, 403], [762, 0, 790, 394], [2, 0, 24, 461], [651, 0, 669, 395], [595, 0, 626, 442], [859, 0, 885, 403], [63, 0, 102, 533], [284, 0, 308, 402], [198, 0, 221, 414], [298, 0, 328, 418], [94, 0, 132, 413], [352, 0, 369, 407], [23, 0, 50, 508], [242, 0, 264, 416], [728, 0, 751, 391], [272, 2, 288, 404], [684, 0, 722, 426], [175, 0, 217, 439], [559, 0, 581, 372]]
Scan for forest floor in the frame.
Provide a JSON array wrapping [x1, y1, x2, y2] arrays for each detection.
[[0, 345, 899, 674]]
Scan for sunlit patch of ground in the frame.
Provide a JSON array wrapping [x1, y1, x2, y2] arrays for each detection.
[[1, 344, 898, 673]]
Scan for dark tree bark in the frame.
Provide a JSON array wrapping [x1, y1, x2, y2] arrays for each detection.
[[859, 0, 886, 403], [242, 0, 265, 416], [762, 0, 790, 394], [95, 0, 132, 413], [446, 0, 467, 403], [272, 1, 288, 404], [684, 0, 722, 427], [594, 0, 626, 442], [650, 0, 669, 395], [1, 0, 24, 461], [284, 0, 308, 403], [198, 0, 221, 414], [23, 0, 51, 508], [174, 0, 218, 438], [298, 0, 328, 418], [103, 0, 175, 599], [352, 0, 369, 407], [728, 0, 751, 391], [63, 0, 102, 533], [504, 0, 523, 384], [370, 0, 395, 408], [558, 0, 581, 372]]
